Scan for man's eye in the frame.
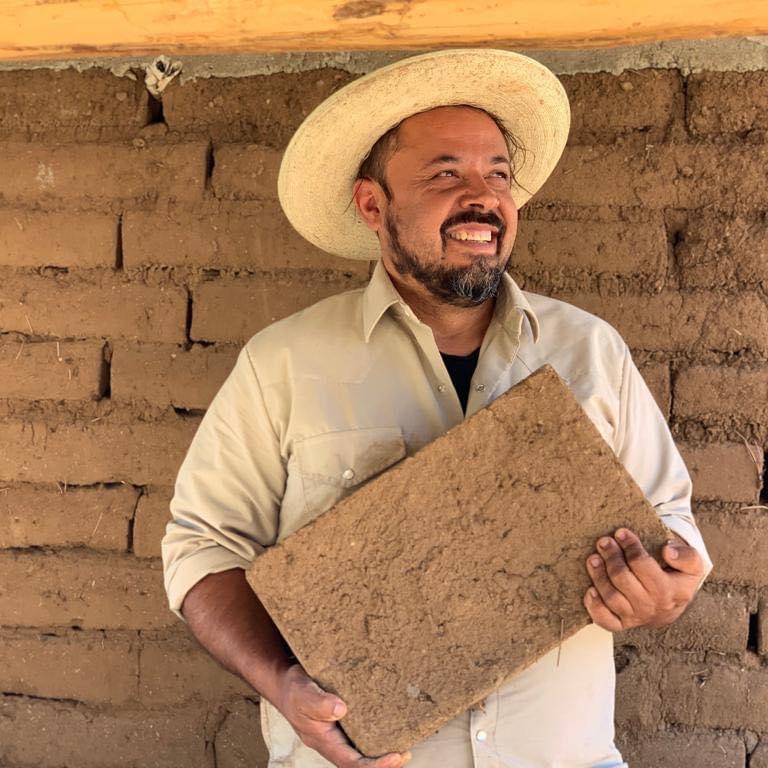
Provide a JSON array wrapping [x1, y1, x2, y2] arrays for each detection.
[[489, 171, 509, 180], [435, 170, 457, 178]]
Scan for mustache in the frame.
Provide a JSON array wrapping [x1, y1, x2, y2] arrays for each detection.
[[440, 211, 506, 237]]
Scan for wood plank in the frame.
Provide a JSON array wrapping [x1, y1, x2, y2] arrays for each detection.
[[2, 0, 768, 62]]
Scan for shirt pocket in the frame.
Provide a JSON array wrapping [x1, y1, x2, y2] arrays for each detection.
[[293, 426, 406, 522]]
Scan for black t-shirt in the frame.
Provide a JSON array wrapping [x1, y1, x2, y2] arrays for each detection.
[[440, 347, 481, 414]]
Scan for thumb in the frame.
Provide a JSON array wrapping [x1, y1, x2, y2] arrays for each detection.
[[662, 540, 704, 577], [299, 680, 347, 722]]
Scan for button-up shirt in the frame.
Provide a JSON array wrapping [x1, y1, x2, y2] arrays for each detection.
[[163, 259, 712, 768]]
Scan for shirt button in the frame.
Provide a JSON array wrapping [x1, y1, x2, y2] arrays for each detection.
[[437, 384, 446, 393], [342, 468, 355, 480], [475, 383, 486, 392], [475, 730, 488, 742]]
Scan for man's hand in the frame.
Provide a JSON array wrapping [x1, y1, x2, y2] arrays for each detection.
[[583, 528, 705, 631], [274, 663, 411, 768]]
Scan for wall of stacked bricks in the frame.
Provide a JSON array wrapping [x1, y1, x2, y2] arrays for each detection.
[[0, 62, 766, 767]]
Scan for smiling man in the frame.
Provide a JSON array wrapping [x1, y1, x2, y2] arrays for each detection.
[[163, 50, 712, 768]]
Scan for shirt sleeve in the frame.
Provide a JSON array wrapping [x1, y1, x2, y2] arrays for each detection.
[[613, 345, 713, 583], [161, 344, 286, 620]]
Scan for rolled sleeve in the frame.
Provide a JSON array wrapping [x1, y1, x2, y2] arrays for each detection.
[[162, 344, 287, 620], [614, 346, 713, 582]]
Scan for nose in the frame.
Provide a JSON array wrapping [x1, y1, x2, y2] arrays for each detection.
[[458, 172, 500, 211]]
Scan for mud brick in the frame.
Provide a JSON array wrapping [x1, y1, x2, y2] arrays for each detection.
[[687, 71, 768, 135], [247, 366, 670, 755], [561, 70, 683, 144], [138, 630, 252, 703], [662, 657, 768, 730], [0, 483, 137, 550], [0, 697, 208, 768], [191, 274, 367, 343], [0, 628, 138, 703], [122, 202, 367, 274], [0, 209, 117, 268], [638, 361, 670, 419], [111, 342, 239, 410], [0, 550, 172, 630], [0, 339, 104, 401], [678, 443, 762, 503], [210, 144, 283, 200], [133, 487, 173, 558], [215, 699, 270, 768], [618, 729, 745, 768]]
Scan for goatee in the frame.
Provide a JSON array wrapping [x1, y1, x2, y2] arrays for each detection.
[[385, 210, 507, 307]]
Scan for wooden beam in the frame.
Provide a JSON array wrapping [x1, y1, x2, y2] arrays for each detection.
[[2, 0, 768, 63]]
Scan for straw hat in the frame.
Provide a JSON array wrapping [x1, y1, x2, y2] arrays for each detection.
[[278, 48, 570, 261]]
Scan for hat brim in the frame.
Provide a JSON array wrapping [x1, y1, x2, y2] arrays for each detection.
[[278, 49, 571, 261]]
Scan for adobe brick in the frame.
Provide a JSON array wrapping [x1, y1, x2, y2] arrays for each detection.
[[133, 487, 173, 558], [620, 588, 749, 654], [760, 593, 768, 657], [163, 69, 356, 145], [677, 213, 768, 290], [139, 631, 252, 703], [638, 361, 670, 418], [210, 144, 282, 200], [122, 202, 369, 274], [247, 366, 672, 754], [191, 274, 367, 343], [563, 292, 768, 354], [0, 550, 173, 629], [695, 510, 768, 586], [538, 141, 768, 211], [752, 742, 768, 768], [0, 483, 137, 550], [678, 443, 762, 503], [560, 70, 683, 144], [1, 141, 207, 205], [512, 216, 667, 279], [111, 342, 238, 409], [0, 69, 149, 138], [0, 272, 187, 342], [0, 417, 198, 485], [0, 697, 208, 768], [0, 628, 138, 703], [215, 699, 270, 768], [674, 365, 768, 424], [687, 71, 768, 135], [614, 650, 662, 729], [0, 209, 117, 268], [0, 339, 104, 400], [618, 729, 745, 768], [663, 657, 768, 730]]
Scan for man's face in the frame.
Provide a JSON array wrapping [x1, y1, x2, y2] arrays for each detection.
[[372, 106, 519, 307]]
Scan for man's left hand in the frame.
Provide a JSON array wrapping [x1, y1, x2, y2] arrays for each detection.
[[583, 528, 705, 631]]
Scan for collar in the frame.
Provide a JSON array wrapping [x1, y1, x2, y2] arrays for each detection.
[[362, 259, 540, 344]]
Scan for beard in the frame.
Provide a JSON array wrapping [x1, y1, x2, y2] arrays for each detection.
[[384, 209, 508, 307]]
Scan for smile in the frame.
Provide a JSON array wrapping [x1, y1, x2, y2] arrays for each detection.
[[448, 230, 494, 242]]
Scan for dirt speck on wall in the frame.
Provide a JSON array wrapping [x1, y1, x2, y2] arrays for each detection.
[[0, 60, 766, 767]]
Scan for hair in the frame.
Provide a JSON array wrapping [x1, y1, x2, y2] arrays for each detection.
[[356, 104, 529, 201]]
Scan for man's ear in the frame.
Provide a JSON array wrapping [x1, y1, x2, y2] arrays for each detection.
[[353, 178, 385, 232]]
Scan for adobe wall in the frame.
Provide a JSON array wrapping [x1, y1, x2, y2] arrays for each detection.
[[0, 46, 766, 767]]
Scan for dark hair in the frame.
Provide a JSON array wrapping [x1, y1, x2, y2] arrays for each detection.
[[356, 105, 528, 201]]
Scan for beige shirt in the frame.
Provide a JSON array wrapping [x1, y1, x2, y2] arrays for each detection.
[[163, 259, 712, 768]]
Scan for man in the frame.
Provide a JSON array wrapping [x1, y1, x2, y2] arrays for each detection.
[[163, 49, 712, 768]]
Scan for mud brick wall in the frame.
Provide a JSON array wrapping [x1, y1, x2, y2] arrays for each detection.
[[0, 64, 766, 767]]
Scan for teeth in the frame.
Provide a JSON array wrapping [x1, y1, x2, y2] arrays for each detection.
[[449, 230, 493, 242]]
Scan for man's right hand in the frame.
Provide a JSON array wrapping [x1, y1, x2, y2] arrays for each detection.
[[275, 663, 411, 768]]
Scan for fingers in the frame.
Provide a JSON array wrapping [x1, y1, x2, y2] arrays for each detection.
[[303, 720, 410, 768], [583, 587, 623, 632]]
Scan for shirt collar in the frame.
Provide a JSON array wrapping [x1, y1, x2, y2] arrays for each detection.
[[362, 259, 540, 344]]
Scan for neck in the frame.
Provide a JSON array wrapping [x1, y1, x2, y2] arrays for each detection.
[[384, 265, 495, 356]]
